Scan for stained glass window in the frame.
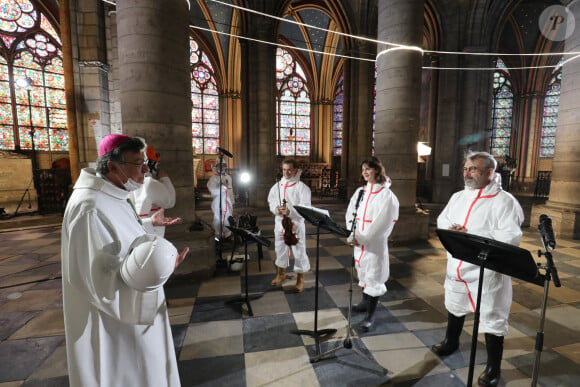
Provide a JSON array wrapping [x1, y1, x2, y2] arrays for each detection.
[[489, 59, 513, 158], [0, 0, 67, 151], [276, 47, 310, 156], [332, 75, 343, 156], [190, 37, 219, 155], [539, 62, 562, 158]]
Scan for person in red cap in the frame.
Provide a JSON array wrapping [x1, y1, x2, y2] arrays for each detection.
[[61, 134, 188, 387], [130, 145, 176, 237]]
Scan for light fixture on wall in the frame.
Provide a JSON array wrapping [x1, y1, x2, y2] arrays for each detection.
[[417, 142, 432, 163]]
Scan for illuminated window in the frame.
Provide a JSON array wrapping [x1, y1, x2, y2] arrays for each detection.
[[489, 58, 513, 158], [276, 47, 310, 156], [540, 61, 562, 158], [332, 75, 343, 156], [0, 0, 67, 151], [190, 37, 219, 155]]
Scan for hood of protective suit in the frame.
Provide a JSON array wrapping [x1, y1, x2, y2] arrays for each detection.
[[465, 172, 502, 195], [281, 169, 302, 185]]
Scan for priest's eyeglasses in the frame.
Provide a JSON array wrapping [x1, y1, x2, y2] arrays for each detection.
[[120, 159, 148, 167], [463, 166, 481, 173]]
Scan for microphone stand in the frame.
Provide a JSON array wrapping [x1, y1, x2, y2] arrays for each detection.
[[310, 189, 387, 373], [531, 236, 561, 386]]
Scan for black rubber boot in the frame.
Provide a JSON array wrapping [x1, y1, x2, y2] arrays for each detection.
[[431, 312, 465, 356], [477, 334, 504, 387], [353, 293, 370, 313], [359, 296, 379, 332]]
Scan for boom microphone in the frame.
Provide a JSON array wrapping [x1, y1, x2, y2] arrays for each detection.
[[217, 147, 233, 158], [538, 214, 556, 250]]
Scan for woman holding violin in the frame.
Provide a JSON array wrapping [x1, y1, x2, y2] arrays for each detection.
[[267, 159, 312, 292]]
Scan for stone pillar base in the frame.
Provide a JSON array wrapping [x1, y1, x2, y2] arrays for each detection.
[[167, 227, 216, 281], [531, 203, 580, 240], [390, 206, 430, 243]]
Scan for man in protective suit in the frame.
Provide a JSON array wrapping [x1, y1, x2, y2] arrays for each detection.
[[207, 158, 235, 240], [267, 159, 311, 292], [61, 134, 188, 387], [131, 144, 177, 237], [434, 151, 524, 387]]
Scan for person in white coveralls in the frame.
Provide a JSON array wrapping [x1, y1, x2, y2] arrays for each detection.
[[267, 158, 311, 293], [207, 158, 235, 240], [346, 156, 399, 332], [131, 144, 176, 237], [433, 151, 524, 387], [61, 134, 188, 387]]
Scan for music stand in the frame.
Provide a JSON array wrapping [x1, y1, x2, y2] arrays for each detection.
[[225, 226, 271, 316], [291, 205, 348, 357], [436, 229, 544, 387]]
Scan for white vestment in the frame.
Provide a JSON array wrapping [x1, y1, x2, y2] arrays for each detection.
[[61, 168, 180, 387], [207, 173, 235, 239], [346, 179, 399, 297], [267, 172, 311, 273], [131, 175, 176, 237], [437, 175, 524, 335]]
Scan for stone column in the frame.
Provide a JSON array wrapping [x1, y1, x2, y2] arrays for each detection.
[[532, 4, 580, 239], [117, 0, 214, 277], [240, 15, 277, 205], [375, 0, 428, 241], [341, 41, 375, 198]]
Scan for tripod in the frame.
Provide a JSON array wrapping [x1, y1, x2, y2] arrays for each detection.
[[225, 226, 270, 316], [532, 217, 561, 387], [290, 218, 338, 356]]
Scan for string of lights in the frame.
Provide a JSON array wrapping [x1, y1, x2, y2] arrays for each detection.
[[209, 0, 580, 58]]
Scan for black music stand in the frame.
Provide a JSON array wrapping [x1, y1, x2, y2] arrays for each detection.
[[291, 205, 349, 357], [225, 226, 271, 316], [436, 229, 544, 387]]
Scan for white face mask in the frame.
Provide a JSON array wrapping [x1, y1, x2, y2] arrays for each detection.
[[123, 178, 143, 191], [118, 165, 143, 191]]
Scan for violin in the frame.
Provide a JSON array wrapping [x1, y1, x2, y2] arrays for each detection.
[[281, 199, 299, 246]]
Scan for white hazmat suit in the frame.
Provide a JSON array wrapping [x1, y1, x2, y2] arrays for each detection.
[[207, 172, 235, 239], [437, 174, 524, 335], [267, 171, 311, 273], [131, 174, 176, 237], [346, 179, 399, 297]]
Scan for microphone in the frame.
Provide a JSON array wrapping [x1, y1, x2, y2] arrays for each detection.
[[538, 214, 556, 250], [217, 147, 233, 158], [355, 188, 365, 209]]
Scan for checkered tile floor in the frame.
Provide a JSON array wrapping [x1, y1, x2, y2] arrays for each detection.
[[1, 202, 579, 386]]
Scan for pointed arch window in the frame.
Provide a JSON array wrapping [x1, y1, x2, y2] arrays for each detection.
[[190, 37, 219, 155], [0, 0, 67, 151], [332, 75, 343, 156], [276, 47, 310, 156], [540, 62, 562, 158], [489, 58, 513, 158]]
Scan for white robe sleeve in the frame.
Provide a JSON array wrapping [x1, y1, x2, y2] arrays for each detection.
[[345, 187, 363, 232], [489, 194, 524, 246], [149, 176, 176, 209], [64, 209, 160, 324]]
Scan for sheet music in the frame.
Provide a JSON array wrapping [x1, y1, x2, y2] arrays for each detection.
[[297, 205, 330, 217]]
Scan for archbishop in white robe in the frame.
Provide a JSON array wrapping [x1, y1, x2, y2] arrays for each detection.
[[346, 179, 399, 297], [61, 168, 180, 387]]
